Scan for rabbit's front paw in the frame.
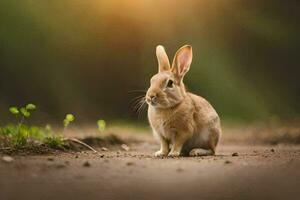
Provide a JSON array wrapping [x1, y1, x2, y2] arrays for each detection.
[[155, 150, 168, 157], [168, 151, 181, 157]]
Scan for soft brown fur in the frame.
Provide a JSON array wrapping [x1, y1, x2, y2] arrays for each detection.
[[146, 45, 222, 157]]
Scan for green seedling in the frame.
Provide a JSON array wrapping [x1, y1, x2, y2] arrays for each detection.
[[1, 105, 93, 152], [97, 119, 106, 132], [0, 123, 65, 148], [20, 107, 30, 117], [5, 103, 37, 146], [63, 114, 75, 128], [9, 107, 19, 115], [26, 103, 36, 110], [9, 103, 36, 131], [44, 135, 65, 149], [9, 103, 36, 118]]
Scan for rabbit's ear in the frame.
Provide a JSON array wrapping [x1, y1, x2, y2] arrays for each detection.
[[156, 45, 170, 72], [171, 45, 193, 80]]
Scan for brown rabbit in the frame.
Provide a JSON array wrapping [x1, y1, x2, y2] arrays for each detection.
[[146, 45, 222, 157]]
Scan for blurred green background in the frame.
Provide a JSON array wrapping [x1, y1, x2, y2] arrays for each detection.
[[0, 0, 299, 123]]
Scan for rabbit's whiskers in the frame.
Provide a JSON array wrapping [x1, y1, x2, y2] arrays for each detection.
[[130, 94, 147, 119]]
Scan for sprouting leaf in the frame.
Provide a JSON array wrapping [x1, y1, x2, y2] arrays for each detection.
[[97, 119, 106, 132], [9, 107, 19, 115], [26, 103, 36, 110], [20, 107, 30, 118], [63, 114, 75, 127], [66, 114, 74, 122]]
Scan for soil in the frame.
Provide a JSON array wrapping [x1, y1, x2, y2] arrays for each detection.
[[1, 131, 300, 200]]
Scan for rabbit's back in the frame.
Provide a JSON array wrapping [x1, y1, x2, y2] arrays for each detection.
[[182, 93, 221, 154], [188, 93, 220, 128]]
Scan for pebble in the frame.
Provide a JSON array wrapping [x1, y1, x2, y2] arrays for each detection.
[[121, 144, 130, 151], [176, 168, 184, 172], [56, 164, 66, 169], [232, 152, 239, 157], [2, 156, 14, 163], [101, 147, 108, 151], [270, 149, 275, 153], [47, 157, 54, 161], [83, 161, 91, 167], [126, 162, 134, 166], [224, 160, 232, 164]]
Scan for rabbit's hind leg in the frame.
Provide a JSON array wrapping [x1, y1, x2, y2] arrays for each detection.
[[186, 127, 221, 157], [189, 148, 214, 156]]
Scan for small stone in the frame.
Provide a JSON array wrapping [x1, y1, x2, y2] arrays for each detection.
[[101, 147, 108, 151], [126, 162, 134, 166], [47, 157, 54, 161], [270, 149, 275, 153], [232, 152, 239, 157], [56, 164, 66, 169], [121, 144, 130, 151], [176, 168, 184, 172], [2, 156, 14, 163], [224, 160, 232, 164], [83, 161, 91, 167]]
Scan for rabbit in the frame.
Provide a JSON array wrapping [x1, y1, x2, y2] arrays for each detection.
[[146, 44, 222, 157]]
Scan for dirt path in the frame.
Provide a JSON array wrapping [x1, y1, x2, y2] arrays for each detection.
[[1, 141, 300, 200]]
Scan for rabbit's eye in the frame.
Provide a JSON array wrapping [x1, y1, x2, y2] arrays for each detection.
[[166, 80, 173, 88]]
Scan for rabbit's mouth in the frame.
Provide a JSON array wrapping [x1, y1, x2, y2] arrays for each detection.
[[146, 93, 170, 108], [150, 101, 158, 106], [147, 98, 170, 108], [146, 98, 157, 106], [146, 96, 162, 107]]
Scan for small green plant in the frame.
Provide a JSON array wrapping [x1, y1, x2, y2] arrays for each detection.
[[5, 103, 37, 146], [1, 124, 43, 147], [1, 103, 66, 149], [63, 114, 75, 128], [9, 107, 19, 115], [1, 105, 96, 153], [0, 123, 66, 149], [44, 135, 65, 149], [26, 103, 36, 110], [97, 119, 106, 132], [9, 103, 36, 125]]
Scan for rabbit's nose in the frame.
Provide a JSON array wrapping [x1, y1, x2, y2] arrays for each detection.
[[150, 94, 156, 101], [147, 93, 157, 104]]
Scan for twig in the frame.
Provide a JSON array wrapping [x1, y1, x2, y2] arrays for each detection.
[[64, 138, 97, 153]]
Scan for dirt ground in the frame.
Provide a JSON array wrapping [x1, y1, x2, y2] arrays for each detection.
[[1, 129, 300, 200]]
